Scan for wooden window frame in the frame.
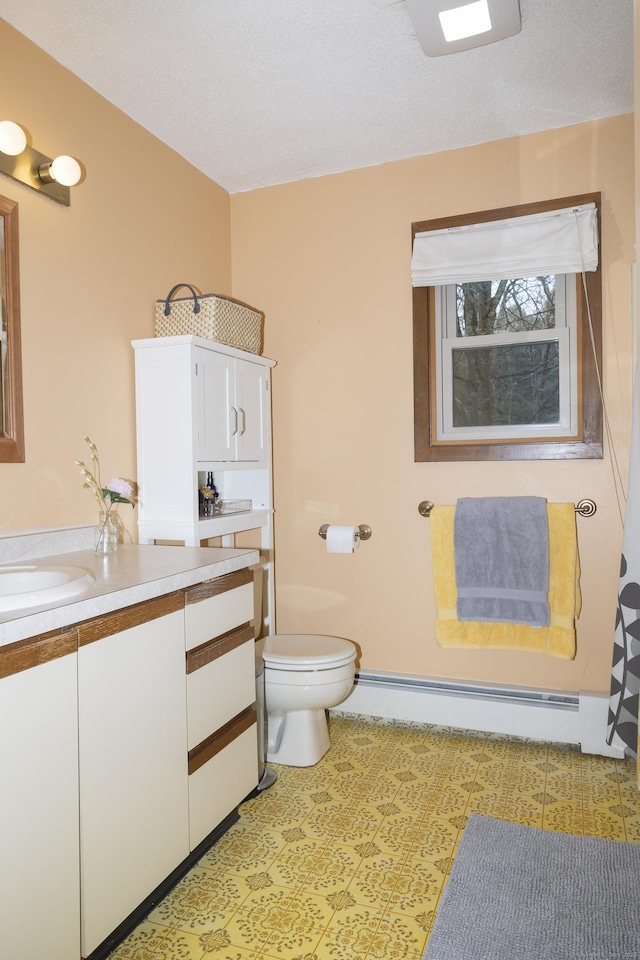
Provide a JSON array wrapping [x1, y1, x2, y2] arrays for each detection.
[[412, 193, 603, 462]]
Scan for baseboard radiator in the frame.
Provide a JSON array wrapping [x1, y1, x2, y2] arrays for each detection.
[[334, 670, 623, 759]]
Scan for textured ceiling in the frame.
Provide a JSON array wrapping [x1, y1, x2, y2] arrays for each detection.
[[0, 0, 633, 193]]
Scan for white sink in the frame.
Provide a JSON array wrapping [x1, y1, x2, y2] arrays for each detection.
[[0, 564, 95, 612]]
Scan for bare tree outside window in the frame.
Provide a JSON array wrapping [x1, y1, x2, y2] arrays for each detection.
[[455, 276, 556, 337], [452, 277, 560, 428]]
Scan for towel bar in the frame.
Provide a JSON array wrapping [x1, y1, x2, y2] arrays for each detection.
[[418, 498, 596, 518]]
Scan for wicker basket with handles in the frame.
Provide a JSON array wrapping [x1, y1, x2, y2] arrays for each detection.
[[155, 283, 263, 355]]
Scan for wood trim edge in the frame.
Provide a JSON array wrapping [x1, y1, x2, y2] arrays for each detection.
[[186, 622, 254, 674], [185, 569, 253, 604], [0, 628, 78, 678], [188, 704, 257, 774], [78, 591, 184, 646]]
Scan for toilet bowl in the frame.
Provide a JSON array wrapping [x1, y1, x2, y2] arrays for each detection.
[[262, 634, 357, 767]]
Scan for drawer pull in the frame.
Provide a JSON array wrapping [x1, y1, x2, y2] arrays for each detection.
[[184, 569, 253, 604], [188, 704, 257, 775], [186, 622, 253, 674]]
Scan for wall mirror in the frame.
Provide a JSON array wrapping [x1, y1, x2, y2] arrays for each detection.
[[0, 194, 24, 462]]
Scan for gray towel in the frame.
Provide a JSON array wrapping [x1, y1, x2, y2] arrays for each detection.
[[454, 497, 550, 627]]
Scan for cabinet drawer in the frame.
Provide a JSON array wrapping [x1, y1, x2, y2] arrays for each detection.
[[185, 580, 254, 651], [188, 716, 258, 850], [186, 631, 255, 749]]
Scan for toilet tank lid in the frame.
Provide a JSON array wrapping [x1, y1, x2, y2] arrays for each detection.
[[262, 633, 356, 667]]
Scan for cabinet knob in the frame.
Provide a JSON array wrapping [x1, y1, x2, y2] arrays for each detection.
[[230, 406, 238, 436]]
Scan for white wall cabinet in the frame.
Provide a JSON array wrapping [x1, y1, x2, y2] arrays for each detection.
[[78, 594, 190, 958], [0, 632, 80, 960], [133, 335, 276, 635]]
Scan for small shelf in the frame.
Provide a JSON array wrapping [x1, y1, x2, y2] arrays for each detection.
[[138, 509, 272, 545], [199, 509, 272, 538], [199, 499, 252, 520]]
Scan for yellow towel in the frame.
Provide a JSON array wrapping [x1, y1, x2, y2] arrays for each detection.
[[431, 503, 580, 659]]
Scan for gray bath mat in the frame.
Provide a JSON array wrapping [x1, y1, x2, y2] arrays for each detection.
[[423, 813, 640, 960]]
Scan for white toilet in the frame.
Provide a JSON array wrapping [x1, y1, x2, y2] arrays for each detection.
[[262, 634, 357, 767]]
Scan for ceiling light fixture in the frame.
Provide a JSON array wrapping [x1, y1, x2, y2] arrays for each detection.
[[439, 1, 492, 42], [0, 119, 83, 205], [406, 0, 521, 57]]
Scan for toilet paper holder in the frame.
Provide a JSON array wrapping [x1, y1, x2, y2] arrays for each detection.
[[318, 523, 372, 541]]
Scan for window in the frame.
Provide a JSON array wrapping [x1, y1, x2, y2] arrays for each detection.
[[412, 195, 602, 462], [437, 274, 576, 441]]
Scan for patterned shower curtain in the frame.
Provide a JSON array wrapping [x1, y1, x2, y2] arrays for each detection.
[[607, 375, 640, 779]]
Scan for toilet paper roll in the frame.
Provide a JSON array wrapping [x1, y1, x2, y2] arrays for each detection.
[[326, 525, 360, 553]]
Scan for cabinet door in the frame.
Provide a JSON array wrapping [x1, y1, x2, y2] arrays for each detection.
[[78, 596, 189, 957], [235, 358, 268, 461], [198, 347, 234, 461], [198, 349, 267, 463], [0, 632, 80, 960]]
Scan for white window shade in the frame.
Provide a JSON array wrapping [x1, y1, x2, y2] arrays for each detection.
[[411, 203, 598, 287]]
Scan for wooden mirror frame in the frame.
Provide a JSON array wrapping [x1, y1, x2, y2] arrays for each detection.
[[0, 194, 24, 462]]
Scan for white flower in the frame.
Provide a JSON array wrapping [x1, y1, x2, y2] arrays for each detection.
[[105, 477, 133, 500]]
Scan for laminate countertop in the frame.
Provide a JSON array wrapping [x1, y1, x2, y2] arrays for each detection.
[[0, 544, 260, 647]]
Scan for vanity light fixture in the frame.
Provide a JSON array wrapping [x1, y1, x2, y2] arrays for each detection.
[[38, 155, 82, 188], [0, 119, 83, 206], [0, 120, 28, 156], [405, 0, 521, 56]]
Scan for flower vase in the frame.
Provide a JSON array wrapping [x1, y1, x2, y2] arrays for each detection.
[[95, 510, 119, 554]]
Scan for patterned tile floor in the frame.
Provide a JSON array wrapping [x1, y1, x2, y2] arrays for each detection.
[[111, 714, 640, 960]]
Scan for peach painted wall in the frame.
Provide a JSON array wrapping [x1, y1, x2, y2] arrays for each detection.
[[0, 19, 231, 540], [231, 115, 635, 694], [0, 17, 635, 696]]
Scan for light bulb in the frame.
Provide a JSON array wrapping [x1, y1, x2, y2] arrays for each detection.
[[439, 0, 492, 42], [0, 120, 27, 156], [49, 155, 82, 187]]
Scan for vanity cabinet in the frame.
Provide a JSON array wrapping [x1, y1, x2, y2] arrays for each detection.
[[185, 569, 258, 849], [78, 594, 190, 958], [0, 631, 80, 960], [0, 555, 260, 960]]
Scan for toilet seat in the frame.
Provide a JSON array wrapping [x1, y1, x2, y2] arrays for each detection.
[[262, 634, 356, 671]]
